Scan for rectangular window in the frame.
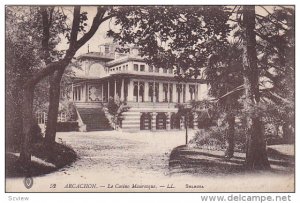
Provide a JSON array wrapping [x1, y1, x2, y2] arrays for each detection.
[[73, 86, 81, 101], [163, 68, 167, 73], [155, 67, 159, 73], [155, 82, 159, 102], [140, 65, 145, 71], [163, 83, 168, 102], [149, 65, 153, 72], [126, 64, 128, 70], [169, 85, 173, 102], [134, 64, 139, 71], [168, 68, 173, 74]]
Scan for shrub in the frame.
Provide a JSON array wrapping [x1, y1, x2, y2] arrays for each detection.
[[31, 123, 43, 143], [104, 96, 129, 129], [191, 127, 226, 150], [190, 125, 246, 152], [56, 122, 78, 132]]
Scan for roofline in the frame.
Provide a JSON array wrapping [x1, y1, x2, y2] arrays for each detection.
[[106, 56, 145, 67], [77, 53, 114, 61], [70, 74, 206, 84]]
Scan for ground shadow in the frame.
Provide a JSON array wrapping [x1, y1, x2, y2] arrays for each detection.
[[169, 145, 294, 175], [6, 142, 77, 178]]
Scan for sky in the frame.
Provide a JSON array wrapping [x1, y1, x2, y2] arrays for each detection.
[[57, 6, 116, 56]]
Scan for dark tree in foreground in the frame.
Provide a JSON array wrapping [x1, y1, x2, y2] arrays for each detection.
[[206, 42, 244, 158], [241, 6, 270, 169], [110, 5, 294, 170], [6, 6, 116, 168]]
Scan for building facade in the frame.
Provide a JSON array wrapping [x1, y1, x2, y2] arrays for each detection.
[[69, 44, 208, 131]]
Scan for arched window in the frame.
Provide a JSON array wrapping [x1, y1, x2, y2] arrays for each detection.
[[156, 113, 167, 130], [171, 113, 180, 129], [148, 82, 154, 102], [139, 82, 144, 102], [140, 113, 152, 130], [133, 82, 138, 102]]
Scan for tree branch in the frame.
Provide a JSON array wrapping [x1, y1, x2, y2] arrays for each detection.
[[40, 6, 51, 64], [66, 6, 81, 58], [25, 6, 117, 89], [75, 6, 108, 49], [259, 6, 288, 26], [255, 14, 288, 31]]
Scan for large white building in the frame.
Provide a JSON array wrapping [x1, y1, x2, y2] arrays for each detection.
[[69, 43, 208, 131]]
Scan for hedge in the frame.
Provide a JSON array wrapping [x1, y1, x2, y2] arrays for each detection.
[[56, 121, 79, 132]]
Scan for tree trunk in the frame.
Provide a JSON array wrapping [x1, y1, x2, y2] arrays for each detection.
[[282, 122, 293, 144], [45, 68, 65, 145], [185, 115, 188, 145], [242, 6, 270, 170], [18, 86, 34, 172], [225, 114, 235, 158]]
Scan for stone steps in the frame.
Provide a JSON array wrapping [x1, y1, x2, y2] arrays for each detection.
[[77, 107, 112, 131]]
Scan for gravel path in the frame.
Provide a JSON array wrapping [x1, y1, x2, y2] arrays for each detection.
[[6, 130, 294, 192]]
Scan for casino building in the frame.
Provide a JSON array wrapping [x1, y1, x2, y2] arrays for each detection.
[[68, 43, 208, 131]]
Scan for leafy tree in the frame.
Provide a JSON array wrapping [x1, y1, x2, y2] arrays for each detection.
[[240, 6, 271, 169], [6, 7, 45, 150], [206, 42, 244, 158], [6, 6, 117, 168], [231, 5, 294, 169], [108, 6, 231, 80], [110, 5, 294, 170], [254, 6, 295, 143]]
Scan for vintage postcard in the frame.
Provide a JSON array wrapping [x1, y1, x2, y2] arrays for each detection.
[[5, 5, 295, 193]]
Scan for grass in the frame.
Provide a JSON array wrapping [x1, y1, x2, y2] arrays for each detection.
[[6, 141, 77, 177]]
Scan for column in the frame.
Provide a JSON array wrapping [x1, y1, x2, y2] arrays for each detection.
[[178, 85, 181, 103], [101, 83, 104, 102], [85, 83, 88, 102], [144, 81, 149, 102], [153, 81, 156, 102], [167, 83, 170, 103], [107, 80, 110, 99], [71, 83, 74, 101], [82, 84, 86, 102], [185, 83, 189, 102], [181, 84, 184, 103], [151, 112, 157, 131], [166, 112, 172, 130], [137, 81, 140, 103], [159, 82, 163, 102], [120, 78, 124, 101], [172, 83, 176, 103], [114, 79, 117, 99], [193, 112, 199, 130], [128, 80, 134, 101]]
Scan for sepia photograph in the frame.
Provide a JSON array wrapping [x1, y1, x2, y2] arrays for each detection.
[[5, 4, 295, 193]]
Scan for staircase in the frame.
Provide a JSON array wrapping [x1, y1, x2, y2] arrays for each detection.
[[76, 107, 112, 131]]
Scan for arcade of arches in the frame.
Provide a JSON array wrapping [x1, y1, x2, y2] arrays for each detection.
[[140, 112, 197, 130]]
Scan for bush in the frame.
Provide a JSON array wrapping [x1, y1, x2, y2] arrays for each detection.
[[56, 122, 78, 132], [31, 123, 43, 143], [190, 125, 246, 152], [191, 127, 227, 150]]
